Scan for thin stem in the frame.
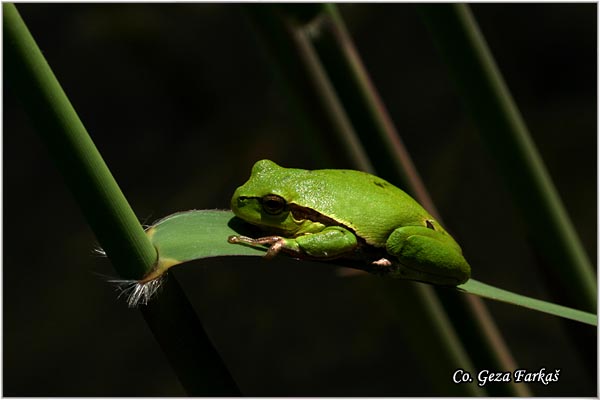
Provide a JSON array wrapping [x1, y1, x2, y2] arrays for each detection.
[[244, 5, 374, 171], [307, 5, 434, 210], [140, 277, 241, 396], [418, 4, 596, 313]]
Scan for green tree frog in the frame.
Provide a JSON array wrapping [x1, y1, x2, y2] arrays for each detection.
[[228, 160, 471, 285]]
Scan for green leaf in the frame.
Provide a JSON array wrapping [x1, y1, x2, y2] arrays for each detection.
[[148, 209, 265, 260], [144, 210, 265, 279], [457, 279, 596, 326], [146, 210, 597, 327]]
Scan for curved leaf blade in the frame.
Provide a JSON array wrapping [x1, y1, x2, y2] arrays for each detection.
[[146, 210, 597, 326], [147, 209, 265, 263], [458, 279, 596, 326]]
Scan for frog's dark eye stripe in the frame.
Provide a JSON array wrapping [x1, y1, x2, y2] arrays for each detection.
[[426, 220, 435, 230], [261, 194, 286, 215]]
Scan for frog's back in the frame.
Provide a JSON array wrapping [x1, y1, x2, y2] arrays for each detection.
[[269, 165, 434, 246]]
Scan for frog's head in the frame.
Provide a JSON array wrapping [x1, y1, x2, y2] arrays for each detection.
[[231, 160, 304, 235]]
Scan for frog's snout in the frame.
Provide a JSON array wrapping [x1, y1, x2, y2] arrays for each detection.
[[231, 193, 244, 212]]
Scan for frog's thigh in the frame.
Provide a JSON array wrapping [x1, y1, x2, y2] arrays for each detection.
[[386, 226, 470, 280], [294, 226, 357, 257], [387, 226, 461, 254]]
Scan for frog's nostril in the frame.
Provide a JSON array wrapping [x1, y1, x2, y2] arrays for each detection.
[[236, 197, 247, 208]]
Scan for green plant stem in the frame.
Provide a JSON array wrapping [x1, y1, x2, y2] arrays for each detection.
[[418, 4, 597, 313], [4, 4, 240, 395], [297, 5, 529, 396], [4, 2, 154, 280]]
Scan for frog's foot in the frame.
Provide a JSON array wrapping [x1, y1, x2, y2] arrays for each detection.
[[263, 238, 287, 259], [372, 257, 393, 267], [228, 235, 292, 259], [366, 257, 395, 276]]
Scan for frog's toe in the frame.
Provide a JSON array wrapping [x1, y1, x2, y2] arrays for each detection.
[[372, 257, 393, 267]]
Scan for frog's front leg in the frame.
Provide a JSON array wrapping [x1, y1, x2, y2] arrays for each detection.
[[229, 226, 358, 259], [386, 224, 471, 285]]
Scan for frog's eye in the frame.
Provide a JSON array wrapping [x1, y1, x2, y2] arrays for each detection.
[[261, 194, 286, 215]]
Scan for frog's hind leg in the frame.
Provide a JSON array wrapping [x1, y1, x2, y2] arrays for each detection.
[[386, 225, 471, 285]]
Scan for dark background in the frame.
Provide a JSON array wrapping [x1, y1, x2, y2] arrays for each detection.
[[3, 3, 596, 396]]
